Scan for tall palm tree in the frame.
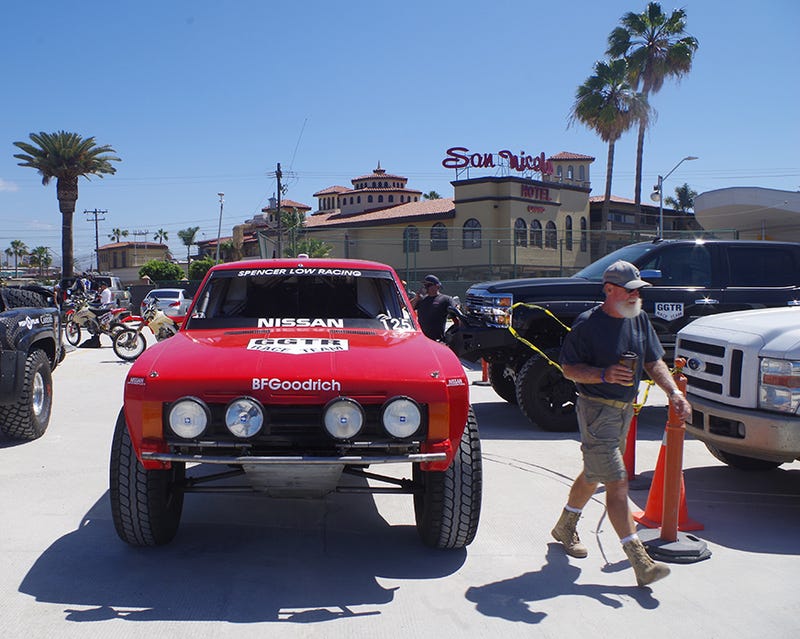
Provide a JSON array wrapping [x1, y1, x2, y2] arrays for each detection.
[[607, 2, 699, 214], [108, 228, 129, 243], [177, 226, 200, 265], [423, 191, 442, 200], [569, 58, 649, 256], [153, 228, 168, 244], [4, 247, 12, 269], [13, 131, 120, 279], [10, 240, 28, 277], [29, 246, 52, 276]]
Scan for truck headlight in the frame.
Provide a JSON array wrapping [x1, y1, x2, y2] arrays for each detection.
[[225, 397, 265, 438], [381, 396, 422, 439], [759, 358, 800, 414], [323, 397, 364, 440], [167, 397, 210, 439], [469, 293, 513, 327]]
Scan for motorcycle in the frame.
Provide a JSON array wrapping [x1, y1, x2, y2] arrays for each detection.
[[63, 294, 141, 347], [112, 299, 181, 361]]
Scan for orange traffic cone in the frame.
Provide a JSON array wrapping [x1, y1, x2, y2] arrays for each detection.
[[633, 436, 703, 532], [473, 359, 491, 386]]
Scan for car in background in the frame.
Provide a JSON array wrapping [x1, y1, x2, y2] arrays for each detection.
[[59, 274, 131, 310], [140, 288, 191, 317]]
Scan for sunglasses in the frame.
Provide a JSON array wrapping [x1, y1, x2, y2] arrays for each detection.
[[609, 283, 639, 295], [423, 282, 436, 288]]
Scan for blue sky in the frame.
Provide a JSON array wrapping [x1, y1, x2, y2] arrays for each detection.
[[2, 0, 798, 269]]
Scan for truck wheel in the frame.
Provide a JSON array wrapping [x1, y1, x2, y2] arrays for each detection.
[[113, 329, 147, 361], [516, 353, 577, 432], [110, 409, 185, 546], [413, 407, 482, 549], [488, 363, 517, 404], [0, 350, 53, 440], [64, 321, 81, 346], [704, 443, 782, 471]]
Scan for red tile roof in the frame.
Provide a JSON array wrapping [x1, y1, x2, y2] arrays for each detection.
[[312, 185, 350, 196], [98, 241, 169, 250], [550, 151, 595, 161], [305, 198, 455, 229], [261, 199, 311, 211]]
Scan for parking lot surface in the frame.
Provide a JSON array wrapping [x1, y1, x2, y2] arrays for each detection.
[[2, 336, 799, 638]]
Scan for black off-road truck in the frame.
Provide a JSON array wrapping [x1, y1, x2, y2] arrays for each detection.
[[446, 239, 800, 431], [0, 285, 63, 441]]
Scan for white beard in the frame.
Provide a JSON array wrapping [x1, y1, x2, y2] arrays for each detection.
[[614, 297, 642, 319]]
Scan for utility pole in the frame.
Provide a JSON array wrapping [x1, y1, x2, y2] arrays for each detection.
[[276, 162, 282, 258], [131, 229, 149, 268], [84, 209, 107, 271]]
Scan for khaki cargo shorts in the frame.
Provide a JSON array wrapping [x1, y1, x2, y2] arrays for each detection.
[[576, 396, 634, 484]]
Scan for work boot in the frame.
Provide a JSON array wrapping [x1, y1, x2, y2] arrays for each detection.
[[551, 508, 588, 558], [79, 336, 101, 349], [623, 538, 671, 586]]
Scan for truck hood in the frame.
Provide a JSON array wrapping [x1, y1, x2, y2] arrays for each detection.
[[127, 327, 465, 402], [680, 307, 800, 357], [470, 276, 603, 300]]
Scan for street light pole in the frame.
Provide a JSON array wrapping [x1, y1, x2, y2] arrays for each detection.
[[652, 156, 698, 238], [215, 192, 224, 263]]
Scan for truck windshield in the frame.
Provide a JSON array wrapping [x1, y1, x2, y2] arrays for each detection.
[[572, 243, 660, 281]]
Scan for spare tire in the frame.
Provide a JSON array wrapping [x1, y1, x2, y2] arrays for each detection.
[[1, 287, 48, 309]]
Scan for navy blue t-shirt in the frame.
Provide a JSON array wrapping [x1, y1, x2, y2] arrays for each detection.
[[559, 305, 664, 402]]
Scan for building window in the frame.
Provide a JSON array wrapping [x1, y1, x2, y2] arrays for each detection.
[[372, 181, 376, 187], [368, 195, 373, 203], [378, 195, 384, 203], [514, 218, 527, 247], [530, 220, 543, 248], [357, 196, 361, 204], [403, 225, 419, 253], [567, 165, 574, 180], [545, 221, 557, 249], [580, 217, 588, 252], [462, 218, 481, 249], [350, 196, 354, 204], [565, 216, 573, 251], [388, 195, 394, 203], [431, 223, 448, 251], [557, 166, 563, 178], [579, 166, 585, 181]]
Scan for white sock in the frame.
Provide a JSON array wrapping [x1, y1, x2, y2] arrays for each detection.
[[565, 505, 582, 514], [620, 533, 639, 545]]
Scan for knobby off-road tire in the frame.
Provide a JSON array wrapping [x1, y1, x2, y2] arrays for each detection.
[[1, 287, 47, 308], [488, 362, 517, 404], [110, 410, 185, 546], [413, 407, 482, 549], [112, 329, 147, 361], [516, 352, 578, 432], [64, 320, 81, 346], [704, 443, 782, 471], [0, 350, 53, 440]]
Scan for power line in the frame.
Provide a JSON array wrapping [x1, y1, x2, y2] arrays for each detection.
[[84, 209, 106, 271]]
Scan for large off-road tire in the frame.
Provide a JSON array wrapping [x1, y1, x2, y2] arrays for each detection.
[[516, 352, 578, 432], [113, 329, 147, 361], [1, 287, 47, 308], [488, 362, 517, 404], [704, 443, 782, 471], [413, 407, 482, 549], [0, 350, 53, 440], [110, 410, 185, 546], [64, 320, 81, 346]]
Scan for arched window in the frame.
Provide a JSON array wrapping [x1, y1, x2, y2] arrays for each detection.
[[580, 217, 588, 253], [430, 223, 448, 251], [514, 218, 527, 247], [403, 226, 419, 254], [350, 196, 354, 204], [388, 195, 394, 203], [357, 196, 361, 204], [530, 220, 543, 248], [368, 195, 373, 203], [556, 166, 563, 179], [565, 216, 573, 251], [378, 195, 384, 203], [567, 165, 574, 180], [462, 218, 481, 249], [545, 221, 557, 249], [579, 166, 585, 181]]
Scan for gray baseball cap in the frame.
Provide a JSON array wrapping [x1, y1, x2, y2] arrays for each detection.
[[602, 260, 651, 290]]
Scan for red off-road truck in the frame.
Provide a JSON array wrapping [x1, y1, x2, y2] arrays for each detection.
[[110, 258, 481, 549]]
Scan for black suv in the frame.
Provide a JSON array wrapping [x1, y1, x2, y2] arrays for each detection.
[[446, 239, 800, 431]]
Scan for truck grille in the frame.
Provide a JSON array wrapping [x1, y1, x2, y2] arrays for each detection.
[[676, 337, 745, 400]]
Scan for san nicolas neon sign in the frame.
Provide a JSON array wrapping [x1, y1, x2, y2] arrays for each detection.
[[442, 146, 554, 175]]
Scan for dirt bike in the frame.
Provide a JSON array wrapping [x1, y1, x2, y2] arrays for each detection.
[[112, 299, 181, 361], [63, 294, 141, 346]]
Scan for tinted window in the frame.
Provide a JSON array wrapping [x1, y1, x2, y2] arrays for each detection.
[[726, 247, 799, 286], [639, 245, 712, 287]]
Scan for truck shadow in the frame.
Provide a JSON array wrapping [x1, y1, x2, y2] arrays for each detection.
[[19, 482, 466, 623]]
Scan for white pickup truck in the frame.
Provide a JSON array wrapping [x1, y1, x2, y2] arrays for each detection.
[[676, 306, 800, 470]]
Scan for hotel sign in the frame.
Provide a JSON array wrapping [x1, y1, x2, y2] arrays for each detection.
[[442, 146, 554, 174]]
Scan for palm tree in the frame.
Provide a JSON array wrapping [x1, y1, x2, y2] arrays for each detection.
[[423, 191, 442, 200], [569, 58, 649, 256], [10, 240, 28, 277], [607, 2, 699, 213], [29, 246, 52, 276], [108, 228, 129, 243], [4, 247, 12, 270], [13, 131, 120, 278], [294, 238, 332, 258], [665, 182, 698, 213], [153, 229, 168, 244], [177, 226, 200, 265]]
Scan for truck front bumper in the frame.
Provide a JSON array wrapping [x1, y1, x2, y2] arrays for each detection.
[[686, 393, 800, 463], [445, 323, 516, 362]]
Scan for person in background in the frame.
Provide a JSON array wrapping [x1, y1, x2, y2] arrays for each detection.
[[411, 274, 455, 341], [80, 282, 114, 348], [551, 260, 692, 587]]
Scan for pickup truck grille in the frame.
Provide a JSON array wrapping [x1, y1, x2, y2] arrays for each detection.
[[676, 337, 745, 399]]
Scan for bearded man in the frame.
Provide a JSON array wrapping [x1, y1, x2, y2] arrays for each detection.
[[550, 260, 692, 587]]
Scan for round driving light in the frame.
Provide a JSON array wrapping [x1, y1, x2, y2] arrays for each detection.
[[168, 397, 209, 439], [323, 397, 364, 440], [225, 397, 265, 438], [381, 396, 422, 438]]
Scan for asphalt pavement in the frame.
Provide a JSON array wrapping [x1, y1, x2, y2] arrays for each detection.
[[1, 335, 799, 639]]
